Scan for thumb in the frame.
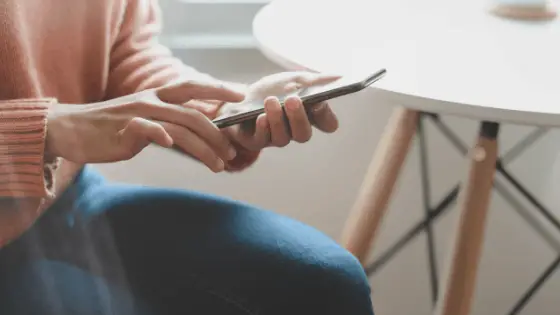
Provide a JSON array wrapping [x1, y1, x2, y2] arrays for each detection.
[[297, 72, 342, 87], [157, 79, 246, 105]]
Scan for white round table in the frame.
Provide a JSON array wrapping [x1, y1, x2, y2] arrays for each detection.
[[253, 1, 560, 314]]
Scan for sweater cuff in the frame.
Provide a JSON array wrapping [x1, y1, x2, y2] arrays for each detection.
[[224, 142, 261, 172], [0, 98, 61, 198]]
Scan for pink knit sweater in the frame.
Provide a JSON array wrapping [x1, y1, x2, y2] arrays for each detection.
[[0, 0, 259, 247]]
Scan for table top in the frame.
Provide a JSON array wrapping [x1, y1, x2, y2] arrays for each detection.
[[253, 0, 560, 126]]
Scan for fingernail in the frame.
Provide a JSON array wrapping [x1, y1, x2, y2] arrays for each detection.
[[311, 102, 327, 113], [265, 96, 279, 104], [228, 147, 237, 160], [215, 159, 225, 172], [322, 73, 342, 78], [286, 99, 300, 111], [284, 82, 302, 93]]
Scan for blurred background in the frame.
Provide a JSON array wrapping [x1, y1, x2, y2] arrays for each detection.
[[95, 0, 560, 314]]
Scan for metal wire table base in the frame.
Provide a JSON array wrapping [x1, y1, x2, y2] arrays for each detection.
[[364, 112, 560, 315]]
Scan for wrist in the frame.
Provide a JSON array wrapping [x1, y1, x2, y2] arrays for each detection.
[[45, 103, 81, 159], [45, 106, 64, 159]]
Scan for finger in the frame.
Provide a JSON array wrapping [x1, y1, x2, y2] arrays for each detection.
[[243, 113, 271, 150], [284, 96, 312, 143], [139, 103, 236, 162], [264, 96, 291, 147], [161, 122, 226, 173], [224, 114, 270, 151], [283, 82, 303, 94], [182, 99, 223, 119], [119, 117, 174, 158], [294, 72, 342, 87], [157, 80, 245, 104], [253, 114, 271, 148], [307, 102, 339, 133]]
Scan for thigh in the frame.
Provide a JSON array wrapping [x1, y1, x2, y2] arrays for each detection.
[[4, 166, 373, 315], [0, 260, 148, 315], [79, 183, 374, 315]]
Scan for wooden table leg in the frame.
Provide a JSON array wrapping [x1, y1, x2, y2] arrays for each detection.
[[434, 121, 499, 315], [340, 108, 419, 264]]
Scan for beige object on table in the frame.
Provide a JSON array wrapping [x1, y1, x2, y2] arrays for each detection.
[[491, 0, 557, 20]]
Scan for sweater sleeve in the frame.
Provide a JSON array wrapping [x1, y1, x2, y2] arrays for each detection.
[[106, 0, 260, 171], [0, 98, 60, 198]]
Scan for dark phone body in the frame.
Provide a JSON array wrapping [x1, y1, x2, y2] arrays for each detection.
[[212, 68, 387, 129]]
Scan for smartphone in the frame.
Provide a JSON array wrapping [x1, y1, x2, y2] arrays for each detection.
[[212, 68, 387, 129]]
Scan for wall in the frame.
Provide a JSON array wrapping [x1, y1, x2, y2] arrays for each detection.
[[95, 1, 560, 314]]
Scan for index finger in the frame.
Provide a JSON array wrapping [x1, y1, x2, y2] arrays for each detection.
[[140, 102, 237, 162], [158, 80, 246, 104]]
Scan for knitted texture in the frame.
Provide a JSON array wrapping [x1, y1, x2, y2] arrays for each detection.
[[0, 0, 260, 246]]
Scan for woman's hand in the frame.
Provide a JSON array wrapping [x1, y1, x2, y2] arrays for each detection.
[[46, 80, 245, 172], [217, 72, 341, 151]]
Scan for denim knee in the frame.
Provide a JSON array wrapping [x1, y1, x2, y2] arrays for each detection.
[[285, 244, 374, 315], [236, 213, 375, 315]]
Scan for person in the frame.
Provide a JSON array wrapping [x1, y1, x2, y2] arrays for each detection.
[[0, 0, 375, 314]]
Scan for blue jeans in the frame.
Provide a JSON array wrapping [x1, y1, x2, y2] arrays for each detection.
[[0, 166, 374, 315]]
